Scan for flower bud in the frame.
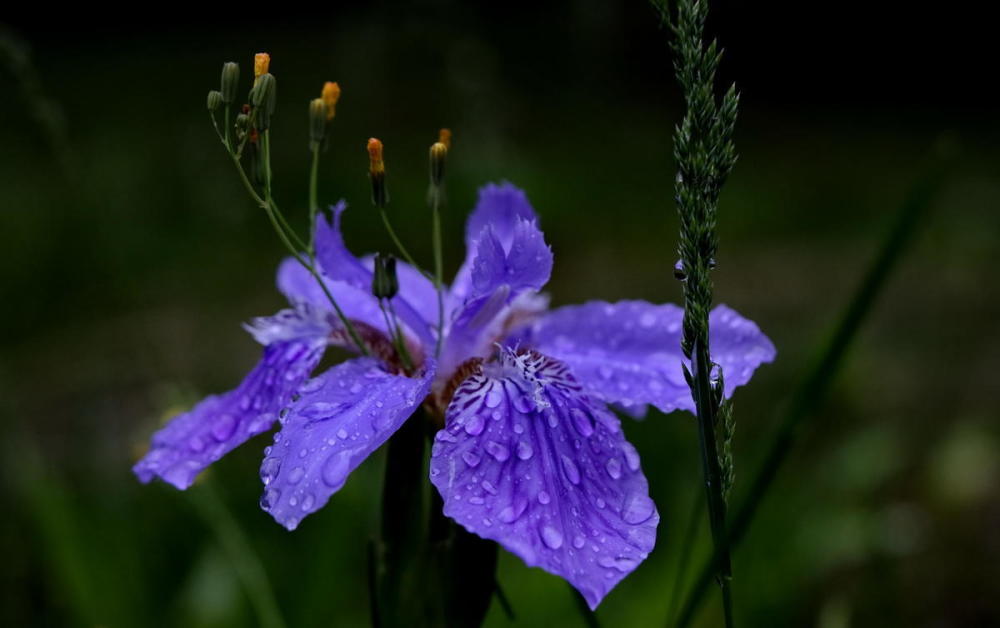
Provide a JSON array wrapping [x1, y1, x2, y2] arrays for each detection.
[[372, 253, 399, 300], [254, 52, 270, 80], [235, 112, 250, 142], [220, 62, 239, 104], [438, 127, 452, 149], [309, 98, 326, 148], [321, 81, 341, 121], [207, 90, 223, 112], [251, 73, 277, 130], [367, 138, 389, 208], [429, 141, 447, 187]]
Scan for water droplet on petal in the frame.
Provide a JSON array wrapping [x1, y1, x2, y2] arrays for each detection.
[[485, 388, 503, 408], [498, 497, 528, 523], [287, 466, 305, 484], [573, 535, 586, 549], [321, 451, 352, 489], [517, 441, 533, 460], [541, 525, 564, 549], [605, 458, 622, 479], [599, 555, 640, 572], [538, 490, 551, 505], [301, 493, 315, 511], [462, 451, 481, 467], [485, 441, 510, 462], [622, 493, 655, 524], [561, 455, 581, 485], [622, 442, 641, 471], [481, 480, 498, 495], [570, 408, 594, 437], [211, 414, 237, 441], [260, 457, 281, 484], [188, 436, 205, 452], [464, 414, 485, 436]]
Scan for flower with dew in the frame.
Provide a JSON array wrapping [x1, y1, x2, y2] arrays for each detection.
[[133, 182, 775, 608]]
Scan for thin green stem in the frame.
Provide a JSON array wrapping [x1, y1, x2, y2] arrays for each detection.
[[224, 106, 231, 151], [379, 209, 431, 280], [690, 337, 733, 626], [379, 300, 414, 372], [430, 193, 445, 358], [673, 169, 944, 627], [308, 144, 320, 256], [189, 480, 287, 628]]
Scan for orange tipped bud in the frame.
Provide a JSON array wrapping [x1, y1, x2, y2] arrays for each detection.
[[438, 128, 452, 149], [321, 81, 341, 121], [429, 142, 447, 186], [367, 138, 385, 174], [254, 52, 271, 79]]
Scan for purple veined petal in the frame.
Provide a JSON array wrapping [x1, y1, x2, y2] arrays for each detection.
[[259, 357, 435, 531], [709, 304, 777, 397], [450, 182, 543, 306], [520, 301, 775, 416], [429, 349, 658, 610], [133, 338, 326, 490]]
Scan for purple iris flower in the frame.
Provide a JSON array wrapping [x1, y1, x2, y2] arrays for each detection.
[[133, 182, 775, 609]]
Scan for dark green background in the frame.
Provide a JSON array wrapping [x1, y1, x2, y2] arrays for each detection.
[[2, 2, 997, 626]]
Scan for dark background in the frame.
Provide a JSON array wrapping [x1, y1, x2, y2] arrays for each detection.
[[2, 2, 997, 626]]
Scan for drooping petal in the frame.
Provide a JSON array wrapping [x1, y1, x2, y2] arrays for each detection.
[[429, 349, 658, 609], [520, 301, 775, 416], [133, 338, 326, 490], [259, 357, 435, 530]]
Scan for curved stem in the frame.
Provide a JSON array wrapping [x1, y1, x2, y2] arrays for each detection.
[[430, 194, 445, 358]]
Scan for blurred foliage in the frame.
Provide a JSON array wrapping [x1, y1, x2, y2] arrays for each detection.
[[1, 3, 998, 627]]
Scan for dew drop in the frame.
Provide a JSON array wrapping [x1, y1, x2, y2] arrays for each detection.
[[573, 535, 586, 549], [517, 441, 534, 460], [464, 414, 485, 436], [321, 451, 352, 488], [211, 414, 237, 441], [537, 490, 551, 505], [621, 442, 641, 471], [485, 441, 510, 462], [560, 455, 581, 485], [605, 458, 622, 479], [485, 388, 503, 408], [599, 555, 640, 572], [481, 480, 498, 495], [570, 408, 594, 437], [187, 436, 205, 452], [301, 493, 315, 511], [622, 493, 655, 524], [287, 466, 305, 484], [541, 525, 564, 549], [260, 457, 281, 484], [498, 497, 527, 523], [462, 451, 482, 468]]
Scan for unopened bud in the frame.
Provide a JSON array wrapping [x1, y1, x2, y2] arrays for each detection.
[[367, 138, 389, 208], [429, 141, 447, 186], [438, 128, 452, 149], [220, 62, 239, 103], [207, 90, 223, 111], [254, 52, 270, 80], [251, 73, 277, 130], [235, 112, 250, 142], [309, 98, 326, 148], [372, 253, 399, 300], [321, 81, 341, 121]]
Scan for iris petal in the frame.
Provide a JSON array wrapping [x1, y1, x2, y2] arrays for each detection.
[[430, 349, 658, 609], [521, 300, 775, 415], [259, 357, 435, 530], [133, 338, 325, 490]]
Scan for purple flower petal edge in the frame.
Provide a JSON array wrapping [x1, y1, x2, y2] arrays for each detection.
[[133, 339, 325, 489]]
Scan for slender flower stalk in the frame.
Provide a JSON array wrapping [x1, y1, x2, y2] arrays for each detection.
[[428, 132, 449, 357], [655, 0, 740, 624]]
